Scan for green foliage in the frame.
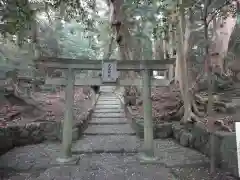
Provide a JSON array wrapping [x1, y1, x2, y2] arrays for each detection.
[[0, 0, 35, 35]]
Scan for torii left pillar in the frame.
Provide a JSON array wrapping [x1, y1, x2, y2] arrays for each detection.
[[56, 68, 76, 163]]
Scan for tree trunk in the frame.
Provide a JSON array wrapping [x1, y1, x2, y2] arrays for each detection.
[[109, 0, 140, 96], [176, 2, 192, 123]]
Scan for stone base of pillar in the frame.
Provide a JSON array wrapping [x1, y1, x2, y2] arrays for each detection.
[[56, 156, 79, 164], [138, 152, 159, 164]]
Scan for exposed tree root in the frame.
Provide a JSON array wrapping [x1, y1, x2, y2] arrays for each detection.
[[176, 94, 233, 132], [195, 93, 231, 113]]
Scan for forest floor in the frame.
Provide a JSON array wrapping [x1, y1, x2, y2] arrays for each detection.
[[0, 87, 92, 127], [130, 85, 239, 132]]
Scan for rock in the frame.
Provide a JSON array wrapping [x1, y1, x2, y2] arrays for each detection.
[[191, 122, 209, 152], [179, 131, 190, 147], [40, 122, 59, 141], [220, 133, 238, 177], [124, 96, 137, 106], [31, 129, 44, 143], [225, 102, 237, 113], [19, 128, 29, 138], [26, 123, 38, 132], [136, 99, 142, 106], [72, 128, 79, 141], [172, 123, 184, 140], [155, 123, 172, 138]]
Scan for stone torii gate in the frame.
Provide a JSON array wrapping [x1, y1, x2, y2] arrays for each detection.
[[35, 57, 175, 163]]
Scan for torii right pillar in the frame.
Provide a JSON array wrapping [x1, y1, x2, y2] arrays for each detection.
[[139, 67, 158, 162]]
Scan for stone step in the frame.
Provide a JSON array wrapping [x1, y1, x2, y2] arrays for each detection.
[[97, 101, 120, 105], [98, 98, 119, 101], [92, 112, 125, 118], [94, 109, 124, 113], [72, 135, 140, 153], [97, 99, 119, 102], [95, 104, 121, 109], [98, 96, 118, 99], [83, 124, 136, 135], [89, 117, 128, 125]]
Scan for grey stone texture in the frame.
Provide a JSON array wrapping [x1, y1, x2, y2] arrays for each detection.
[[72, 135, 140, 153], [97, 101, 120, 105], [90, 117, 127, 125], [95, 104, 121, 109], [94, 108, 124, 113], [124, 102, 239, 178], [128, 113, 239, 177], [84, 124, 136, 135], [0, 92, 238, 179], [0, 108, 93, 156], [92, 112, 125, 118]]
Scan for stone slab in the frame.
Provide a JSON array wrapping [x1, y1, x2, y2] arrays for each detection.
[[92, 112, 125, 118], [171, 166, 236, 180], [97, 101, 120, 105], [98, 99, 119, 102], [98, 97, 119, 100], [152, 139, 209, 167], [95, 104, 121, 109], [94, 109, 124, 113], [84, 124, 136, 135], [90, 117, 128, 125], [0, 140, 236, 180], [72, 135, 140, 153], [35, 154, 172, 180], [99, 95, 118, 98], [97, 99, 119, 101]]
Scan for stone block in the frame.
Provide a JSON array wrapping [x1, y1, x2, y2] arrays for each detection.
[[171, 122, 238, 178], [155, 123, 172, 138], [40, 122, 61, 141], [172, 123, 184, 141], [219, 133, 238, 177], [124, 96, 137, 106], [191, 122, 210, 153], [179, 131, 191, 147], [72, 128, 79, 141]]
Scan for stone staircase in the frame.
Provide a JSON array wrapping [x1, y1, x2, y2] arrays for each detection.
[[72, 92, 140, 154]]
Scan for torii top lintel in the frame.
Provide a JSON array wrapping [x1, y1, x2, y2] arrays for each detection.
[[35, 56, 175, 71]]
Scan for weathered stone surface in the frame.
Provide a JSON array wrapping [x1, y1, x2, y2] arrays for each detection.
[[0, 91, 238, 179], [72, 128, 80, 141], [94, 109, 124, 113], [36, 154, 172, 180], [97, 101, 120, 105], [98, 98, 119, 101], [133, 119, 172, 139], [155, 123, 173, 138], [92, 112, 125, 118], [179, 131, 191, 147], [0, 139, 238, 180], [171, 166, 237, 180], [84, 124, 136, 135], [171, 122, 238, 177], [219, 132, 238, 177], [72, 135, 140, 153], [172, 123, 184, 141], [153, 139, 209, 167], [90, 117, 127, 125], [95, 104, 121, 109], [0, 109, 93, 155]]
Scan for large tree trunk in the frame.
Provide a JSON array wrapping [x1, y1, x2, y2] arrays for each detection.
[[176, 3, 191, 123], [210, 16, 236, 73], [109, 0, 140, 96]]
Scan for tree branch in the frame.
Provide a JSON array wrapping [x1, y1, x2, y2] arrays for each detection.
[[207, 0, 233, 25]]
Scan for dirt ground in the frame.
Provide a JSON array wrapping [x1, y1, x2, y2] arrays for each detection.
[[0, 87, 93, 127], [130, 85, 238, 132]]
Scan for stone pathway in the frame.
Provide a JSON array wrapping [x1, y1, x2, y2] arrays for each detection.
[[0, 91, 237, 179]]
